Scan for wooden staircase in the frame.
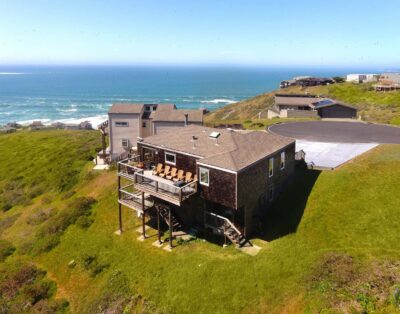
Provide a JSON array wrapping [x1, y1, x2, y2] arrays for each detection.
[[158, 206, 183, 231], [224, 222, 247, 248]]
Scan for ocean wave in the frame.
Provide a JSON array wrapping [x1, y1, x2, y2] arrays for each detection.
[[58, 108, 78, 113], [0, 72, 29, 75], [17, 115, 108, 127], [200, 98, 236, 104]]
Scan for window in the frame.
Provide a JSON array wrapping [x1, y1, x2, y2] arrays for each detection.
[[121, 139, 129, 148], [268, 184, 274, 201], [142, 122, 147, 128], [280, 151, 286, 170], [115, 121, 128, 127], [165, 152, 176, 165], [269, 158, 274, 177], [199, 167, 209, 186], [145, 106, 151, 111]]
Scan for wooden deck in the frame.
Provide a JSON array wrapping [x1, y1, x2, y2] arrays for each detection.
[[118, 158, 198, 206]]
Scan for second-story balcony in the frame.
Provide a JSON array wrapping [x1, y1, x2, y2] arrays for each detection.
[[118, 156, 198, 206]]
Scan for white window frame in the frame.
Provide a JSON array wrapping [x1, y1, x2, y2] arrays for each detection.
[[280, 151, 286, 170], [199, 167, 210, 186], [121, 138, 129, 148], [269, 157, 274, 177], [115, 121, 129, 127], [165, 152, 176, 166]]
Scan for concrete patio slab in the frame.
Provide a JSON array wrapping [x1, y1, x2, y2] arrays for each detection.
[[296, 140, 378, 169]]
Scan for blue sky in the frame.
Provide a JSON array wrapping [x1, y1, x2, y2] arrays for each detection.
[[0, 0, 399, 67]]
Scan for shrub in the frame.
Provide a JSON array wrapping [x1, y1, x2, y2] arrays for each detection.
[[30, 197, 96, 254], [26, 208, 55, 226], [76, 216, 94, 229], [0, 240, 16, 262], [61, 190, 75, 200], [81, 254, 109, 277], [0, 261, 67, 312], [22, 280, 56, 305]]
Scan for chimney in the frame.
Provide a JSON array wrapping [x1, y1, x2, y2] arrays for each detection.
[[184, 113, 188, 127]]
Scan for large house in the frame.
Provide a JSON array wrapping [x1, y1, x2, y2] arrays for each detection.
[[117, 125, 296, 248], [280, 77, 335, 88], [375, 73, 400, 91], [268, 94, 357, 119], [346, 74, 378, 84], [107, 103, 204, 160]]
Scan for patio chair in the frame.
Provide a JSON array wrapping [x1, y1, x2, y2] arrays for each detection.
[[173, 169, 185, 182], [166, 167, 178, 180], [159, 165, 171, 178], [152, 163, 163, 175], [184, 172, 193, 183]]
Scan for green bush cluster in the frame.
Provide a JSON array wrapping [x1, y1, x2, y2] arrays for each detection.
[[81, 254, 109, 277], [0, 130, 100, 211], [0, 261, 68, 313], [28, 197, 97, 254], [0, 240, 15, 262]]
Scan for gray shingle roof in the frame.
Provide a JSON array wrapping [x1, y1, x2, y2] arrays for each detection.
[[142, 125, 294, 172], [151, 105, 203, 123], [275, 95, 323, 107], [109, 103, 144, 114]]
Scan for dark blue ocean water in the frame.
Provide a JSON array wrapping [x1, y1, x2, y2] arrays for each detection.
[[0, 65, 380, 125]]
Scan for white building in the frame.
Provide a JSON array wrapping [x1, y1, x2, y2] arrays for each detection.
[[108, 103, 204, 159], [346, 74, 378, 84]]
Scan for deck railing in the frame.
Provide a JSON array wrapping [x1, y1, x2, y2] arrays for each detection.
[[133, 172, 198, 205]]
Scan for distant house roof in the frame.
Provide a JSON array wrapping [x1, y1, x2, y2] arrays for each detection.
[[312, 99, 357, 110], [141, 125, 294, 172], [275, 95, 323, 107], [151, 105, 203, 123], [109, 103, 144, 114]]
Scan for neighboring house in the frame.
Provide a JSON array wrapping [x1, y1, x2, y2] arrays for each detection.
[[280, 77, 335, 89], [346, 74, 378, 84], [375, 73, 400, 91], [0, 126, 16, 134], [79, 120, 93, 130], [108, 103, 204, 160], [29, 121, 45, 131], [117, 125, 296, 248], [268, 94, 357, 119]]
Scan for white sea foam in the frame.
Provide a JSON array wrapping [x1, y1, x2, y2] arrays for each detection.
[[0, 72, 29, 75], [200, 98, 236, 104], [17, 115, 108, 127], [55, 115, 108, 127]]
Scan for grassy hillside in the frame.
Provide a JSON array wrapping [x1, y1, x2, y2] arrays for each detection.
[[205, 82, 400, 126], [1, 130, 400, 313]]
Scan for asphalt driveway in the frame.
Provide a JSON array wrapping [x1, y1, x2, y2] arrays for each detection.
[[268, 121, 400, 144]]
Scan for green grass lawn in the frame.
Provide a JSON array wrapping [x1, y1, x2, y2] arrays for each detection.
[[1, 130, 400, 313]]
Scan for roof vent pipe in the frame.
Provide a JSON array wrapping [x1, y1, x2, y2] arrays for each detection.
[[184, 113, 189, 127]]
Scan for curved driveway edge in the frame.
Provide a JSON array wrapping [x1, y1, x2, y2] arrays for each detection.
[[268, 121, 400, 144]]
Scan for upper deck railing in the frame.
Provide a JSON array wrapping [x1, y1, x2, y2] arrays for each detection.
[[118, 156, 198, 206]]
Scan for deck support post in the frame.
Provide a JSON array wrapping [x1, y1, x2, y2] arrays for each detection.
[[118, 175, 122, 233], [157, 205, 161, 244], [118, 203, 122, 233], [169, 207, 173, 249], [141, 192, 146, 238]]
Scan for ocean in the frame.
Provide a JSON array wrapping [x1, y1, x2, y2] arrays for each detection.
[[0, 65, 381, 126]]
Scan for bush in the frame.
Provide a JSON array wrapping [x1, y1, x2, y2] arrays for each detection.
[[0, 261, 67, 313], [0, 240, 16, 262], [76, 216, 94, 229], [22, 280, 55, 305], [30, 197, 96, 254], [81, 254, 109, 277], [61, 190, 75, 200], [26, 208, 55, 226]]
